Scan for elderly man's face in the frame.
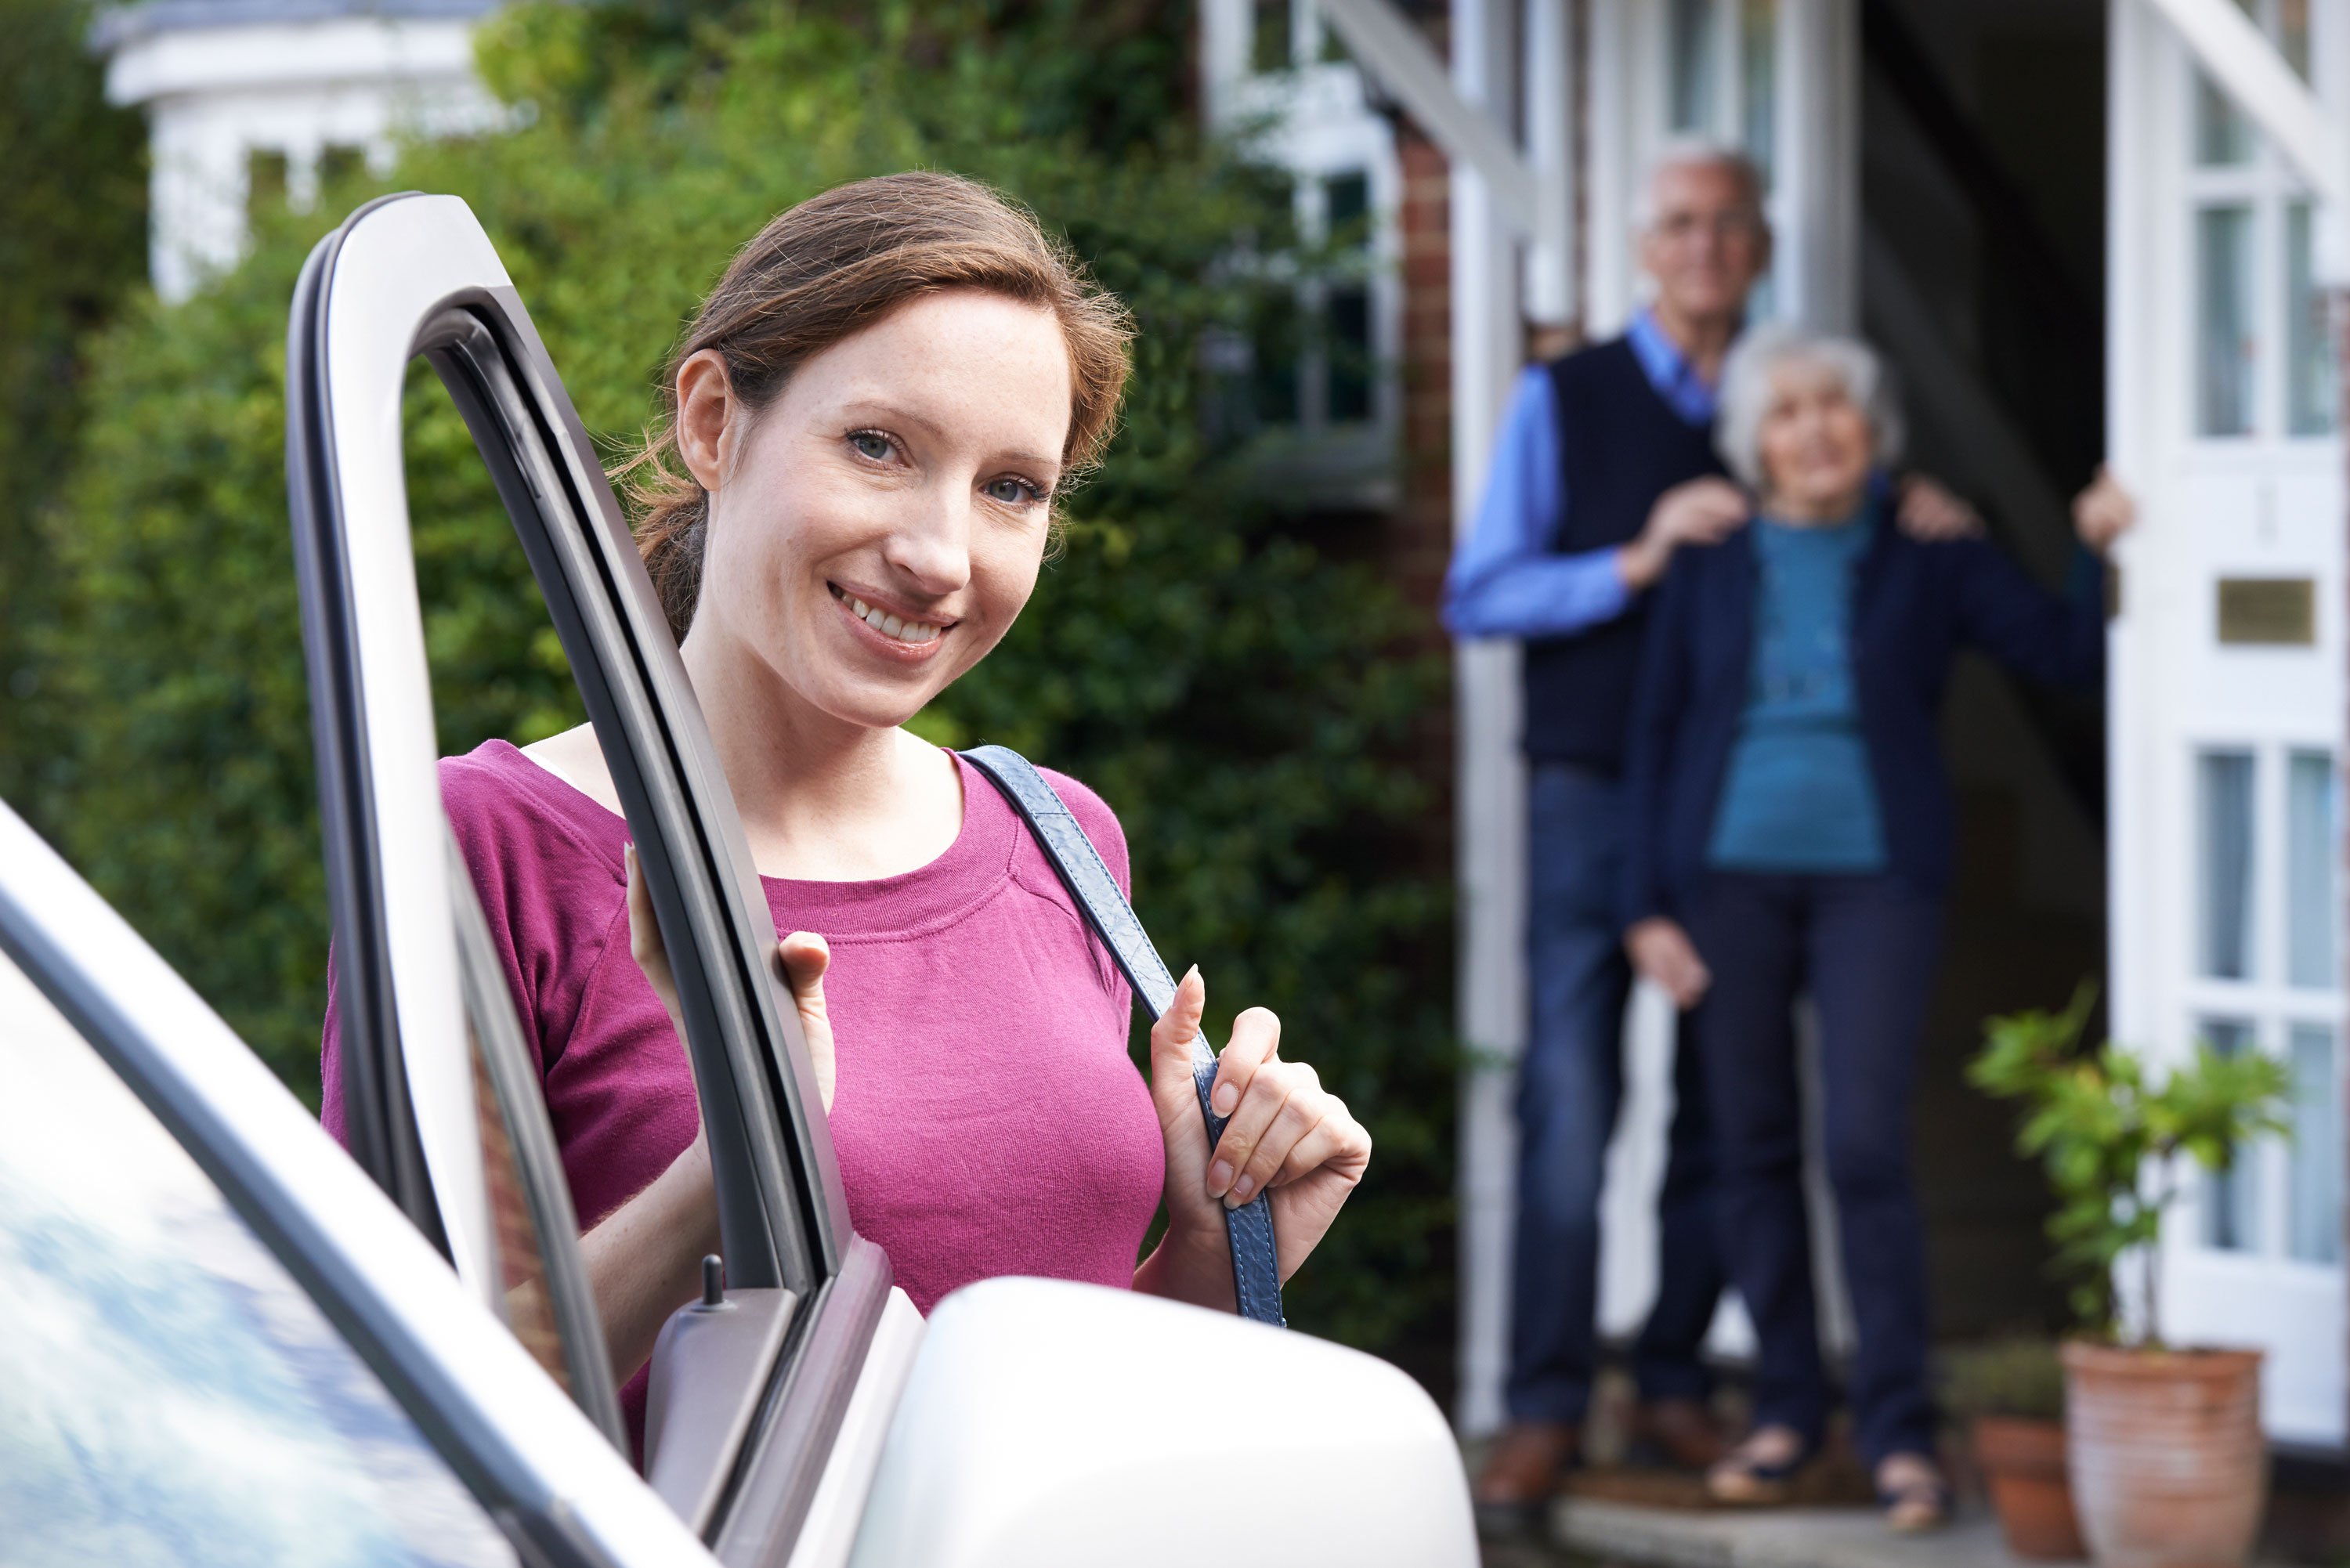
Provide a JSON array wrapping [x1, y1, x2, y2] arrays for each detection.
[[1757, 357, 1874, 517], [1638, 163, 1770, 327]]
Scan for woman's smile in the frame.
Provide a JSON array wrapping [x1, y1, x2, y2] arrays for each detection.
[[827, 580, 954, 659]]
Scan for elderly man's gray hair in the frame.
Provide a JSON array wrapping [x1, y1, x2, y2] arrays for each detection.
[[1715, 323, 1905, 491], [1632, 139, 1767, 232]]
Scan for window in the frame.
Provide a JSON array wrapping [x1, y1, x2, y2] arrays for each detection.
[[2289, 1024, 2343, 1264], [1737, 0, 1776, 183], [2196, 206, 2257, 437], [1668, 0, 1720, 134], [320, 143, 367, 190], [2184, 0, 2339, 442], [2286, 204, 2337, 436], [0, 949, 515, 1567], [1322, 170, 1375, 426], [1251, 0, 1292, 74], [2203, 1018, 2263, 1251], [247, 147, 289, 220], [2287, 750, 2337, 988], [1238, 169, 1384, 440], [2199, 749, 2257, 980]]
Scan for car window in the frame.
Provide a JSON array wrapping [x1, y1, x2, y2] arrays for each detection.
[[0, 943, 517, 1568], [449, 830, 627, 1445]]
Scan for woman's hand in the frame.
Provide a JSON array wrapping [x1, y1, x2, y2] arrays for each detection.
[[626, 844, 836, 1114], [1627, 916, 1711, 1010], [2072, 463, 2136, 556], [1134, 967, 1371, 1308], [1893, 474, 1983, 542]]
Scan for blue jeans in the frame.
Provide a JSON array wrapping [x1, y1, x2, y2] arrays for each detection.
[[1683, 872, 1943, 1465], [1507, 763, 1724, 1426]]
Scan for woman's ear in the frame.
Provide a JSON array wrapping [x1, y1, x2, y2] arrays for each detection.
[[674, 349, 736, 493]]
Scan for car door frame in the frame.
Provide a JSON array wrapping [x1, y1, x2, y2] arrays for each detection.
[[285, 190, 891, 1554]]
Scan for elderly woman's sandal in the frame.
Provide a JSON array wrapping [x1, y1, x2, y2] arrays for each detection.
[[1876, 1452, 1950, 1533], [1705, 1424, 1813, 1505]]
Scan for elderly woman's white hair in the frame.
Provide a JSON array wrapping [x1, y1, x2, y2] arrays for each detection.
[[1715, 323, 1905, 491]]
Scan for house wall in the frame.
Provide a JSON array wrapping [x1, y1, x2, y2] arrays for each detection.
[[101, 13, 501, 301]]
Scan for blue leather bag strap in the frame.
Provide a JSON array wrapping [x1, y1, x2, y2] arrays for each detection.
[[960, 745, 1285, 1328]]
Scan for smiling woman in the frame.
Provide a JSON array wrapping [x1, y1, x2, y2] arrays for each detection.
[[318, 172, 1373, 1463]]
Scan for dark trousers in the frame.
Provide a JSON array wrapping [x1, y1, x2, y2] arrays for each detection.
[[1507, 762, 1723, 1426], [1683, 872, 1943, 1465]]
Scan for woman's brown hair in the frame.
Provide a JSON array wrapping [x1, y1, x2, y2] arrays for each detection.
[[616, 171, 1134, 639]]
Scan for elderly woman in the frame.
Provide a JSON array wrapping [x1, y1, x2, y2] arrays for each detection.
[[1618, 325, 2131, 1530]]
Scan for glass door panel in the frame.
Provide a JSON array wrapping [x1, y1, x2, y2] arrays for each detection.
[[2287, 750, 2337, 987], [2199, 749, 2258, 978], [2289, 1024, 2343, 1264], [2196, 207, 2258, 437]]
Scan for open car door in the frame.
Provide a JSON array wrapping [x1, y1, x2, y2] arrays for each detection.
[[285, 191, 903, 1559], [285, 190, 1475, 1568]]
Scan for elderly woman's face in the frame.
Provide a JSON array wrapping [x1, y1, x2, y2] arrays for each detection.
[[1756, 357, 1874, 518]]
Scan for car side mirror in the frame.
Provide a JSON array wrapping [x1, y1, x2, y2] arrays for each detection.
[[847, 1277, 1476, 1568]]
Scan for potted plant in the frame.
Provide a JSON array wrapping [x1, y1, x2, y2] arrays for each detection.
[[1942, 1337, 2081, 1560], [1970, 986, 2293, 1568]]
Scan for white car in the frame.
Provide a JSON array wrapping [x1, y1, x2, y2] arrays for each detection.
[[0, 191, 1476, 1568]]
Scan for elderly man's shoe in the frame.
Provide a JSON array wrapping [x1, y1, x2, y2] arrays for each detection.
[[1629, 1397, 1726, 1472], [1473, 1421, 1577, 1533]]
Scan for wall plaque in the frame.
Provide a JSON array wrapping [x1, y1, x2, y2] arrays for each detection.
[[2216, 576, 2316, 646]]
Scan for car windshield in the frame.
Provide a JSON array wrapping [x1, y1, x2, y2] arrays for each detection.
[[0, 945, 518, 1568]]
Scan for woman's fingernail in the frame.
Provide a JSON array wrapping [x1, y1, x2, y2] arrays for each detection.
[[1208, 1159, 1233, 1194], [1227, 1175, 1256, 1207], [1183, 963, 1201, 988], [1212, 1081, 1238, 1117]]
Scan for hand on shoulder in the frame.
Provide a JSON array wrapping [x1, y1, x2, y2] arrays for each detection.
[[1621, 477, 1752, 590]]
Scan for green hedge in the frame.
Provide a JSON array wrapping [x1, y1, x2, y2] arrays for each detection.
[[33, 2, 1455, 1357], [0, 0, 146, 812]]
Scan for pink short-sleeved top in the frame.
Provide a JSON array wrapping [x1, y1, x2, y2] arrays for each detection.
[[320, 739, 1165, 1451]]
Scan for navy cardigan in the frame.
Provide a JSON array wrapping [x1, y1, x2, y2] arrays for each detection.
[[1620, 519, 2106, 927]]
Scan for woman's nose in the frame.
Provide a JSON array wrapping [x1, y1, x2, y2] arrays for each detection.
[[883, 485, 974, 594]]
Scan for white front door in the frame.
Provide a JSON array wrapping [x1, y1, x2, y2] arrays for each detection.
[[2108, 0, 2348, 1448]]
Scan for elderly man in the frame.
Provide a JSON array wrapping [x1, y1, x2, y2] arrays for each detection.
[[1445, 143, 1975, 1509]]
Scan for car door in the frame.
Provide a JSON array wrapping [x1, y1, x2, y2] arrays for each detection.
[[0, 797, 710, 1568], [284, 190, 909, 1562]]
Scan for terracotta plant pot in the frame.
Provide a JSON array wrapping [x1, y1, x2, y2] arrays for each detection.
[[1972, 1416, 2086, 1561], [2063, 1342, 2266, 1568]]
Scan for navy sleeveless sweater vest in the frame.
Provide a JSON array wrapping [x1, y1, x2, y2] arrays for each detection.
[[1524, 336, 1727, 771]]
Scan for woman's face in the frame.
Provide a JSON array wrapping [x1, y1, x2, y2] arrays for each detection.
[[680, 289, 1073, 731], [1755, 357, 1874, 518]]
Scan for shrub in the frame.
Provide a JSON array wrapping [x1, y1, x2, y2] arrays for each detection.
[[34, 2, 1453, 1357], [0, 0, 146, 815], [1970, 984, 2292, 1346], [1940, 1335, 2065, 1424]]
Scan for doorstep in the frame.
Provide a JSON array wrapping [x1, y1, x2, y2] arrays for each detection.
[[1543, 1498, 2320, 1568], [1549, 1497, 2055, 1568]]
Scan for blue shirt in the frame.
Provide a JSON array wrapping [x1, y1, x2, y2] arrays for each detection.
[[1443, 310, 1721, 640], [1705, 508, 1889, 873]]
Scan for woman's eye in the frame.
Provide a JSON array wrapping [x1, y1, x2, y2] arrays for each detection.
[[848, 431, 893, 461], [984, 476, 1042, 506]]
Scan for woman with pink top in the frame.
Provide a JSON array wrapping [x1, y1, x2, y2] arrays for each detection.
[[320, 172, 1371, 1454]]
